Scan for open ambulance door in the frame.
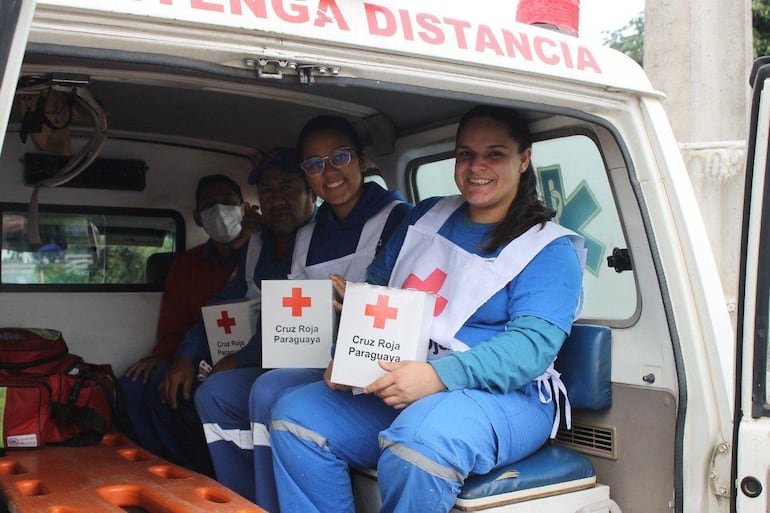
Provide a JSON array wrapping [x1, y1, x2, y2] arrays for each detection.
[[734, 56, 770, 512], [0, 0, 36, 145]]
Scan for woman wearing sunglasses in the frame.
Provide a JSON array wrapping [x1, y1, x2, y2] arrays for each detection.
[[269, 106, 585, 513], [288, 115, 412, 282], [195, 115, 413, 512]]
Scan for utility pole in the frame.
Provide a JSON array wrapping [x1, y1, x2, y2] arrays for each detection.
[[645, 0, 752, 143], [645, 0, 753, 323]]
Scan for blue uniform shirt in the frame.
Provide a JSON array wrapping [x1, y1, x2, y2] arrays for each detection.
[[367, 197, 583, 393]]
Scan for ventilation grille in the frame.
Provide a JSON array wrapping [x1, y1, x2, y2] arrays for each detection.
[[555, 423, 617, 460]]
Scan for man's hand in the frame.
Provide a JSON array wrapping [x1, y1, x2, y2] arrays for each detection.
[[124, 355, 164, 384], [364, 361, 446, 409], [231, 203, 264, 250], [211, 354, 239, 374], [158, 357, 195, 409]]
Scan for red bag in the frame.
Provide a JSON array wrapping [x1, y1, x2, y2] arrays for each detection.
[[0, 328, 80, 374], [0, 328, 121, 448]]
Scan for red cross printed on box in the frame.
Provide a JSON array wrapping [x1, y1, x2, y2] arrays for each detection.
[[216, 311, 237, 334], [401, 268, 448, 316], [364, 294, 399, 329], [282, 287, 312, 317]]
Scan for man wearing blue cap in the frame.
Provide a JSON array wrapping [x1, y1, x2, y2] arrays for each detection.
[[148, 148, 316, 475]]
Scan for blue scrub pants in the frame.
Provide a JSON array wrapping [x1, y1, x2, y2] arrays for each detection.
[[120, 363, 169, 458], [194, 367, 323, 510], [124, 364, 213, 476], [269, 380, 554, 513]]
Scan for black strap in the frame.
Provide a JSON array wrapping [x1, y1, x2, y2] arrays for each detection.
[[48, 365, 118, 445], [0, 350, 70, 371], [50, 393, 108, 434]]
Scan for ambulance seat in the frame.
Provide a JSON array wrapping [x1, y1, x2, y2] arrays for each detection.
[[353, 324, 619, 513], [145, 251, 176, 286]]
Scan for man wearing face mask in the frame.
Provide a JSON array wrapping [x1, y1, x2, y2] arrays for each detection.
[[148, 148, 316, 475], [120, 174, 249, 471]]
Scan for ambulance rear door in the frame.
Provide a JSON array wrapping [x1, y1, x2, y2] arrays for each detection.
[[734, 56, 770, 512], [0, 0, 36, 143]]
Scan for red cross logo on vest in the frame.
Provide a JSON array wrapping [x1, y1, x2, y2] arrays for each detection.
[[216, 311, 237, 334], [364, 294, 399, 329], [401, 268, 448, 316], [283, 287, 312, 317]]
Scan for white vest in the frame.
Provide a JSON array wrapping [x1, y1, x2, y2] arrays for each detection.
[[389, 196, 586, 355], [289, 201, 400, 281], [388, 196, 586, 437], [243, 233, 264, 300]]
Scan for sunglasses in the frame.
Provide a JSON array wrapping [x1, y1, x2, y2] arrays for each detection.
[[300, 146, 353, 176]]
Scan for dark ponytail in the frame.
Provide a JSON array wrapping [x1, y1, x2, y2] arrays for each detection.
[[456, 106, 555, 252]]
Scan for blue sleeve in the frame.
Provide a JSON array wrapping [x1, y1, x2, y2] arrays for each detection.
[[234, 330, 263, 367], [175, 321, 210, 363], [508, 237, 583, 334], [367, 198, 440, 284], [428, 236, 583, 393], [429, 316, 566, 393], [376, 202, 413, 258]]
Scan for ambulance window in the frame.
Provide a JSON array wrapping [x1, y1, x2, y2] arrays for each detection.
[[412, 134, 636, 321], [0, 204, 184, 290]]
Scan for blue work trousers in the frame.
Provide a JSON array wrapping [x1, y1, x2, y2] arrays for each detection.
[[194, 367, 322, 510], [270, 380, 554, 513]]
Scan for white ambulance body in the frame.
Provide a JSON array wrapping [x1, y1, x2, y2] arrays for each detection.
[[0, 1, 768, 513]]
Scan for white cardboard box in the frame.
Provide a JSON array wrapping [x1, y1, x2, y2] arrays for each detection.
[[261, 280, 334, 368], [202, 297, 261, 365], [331, 282, 435, 388]]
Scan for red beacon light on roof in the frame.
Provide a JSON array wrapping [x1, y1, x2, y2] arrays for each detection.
[[516, 0, 580, 37]]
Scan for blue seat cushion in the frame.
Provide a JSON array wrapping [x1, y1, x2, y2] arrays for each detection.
[[555, 324, 612, 411], [458, 444, 595, 501]]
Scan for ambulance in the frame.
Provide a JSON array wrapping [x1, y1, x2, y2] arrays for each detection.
[[0, 1, 768, 512]]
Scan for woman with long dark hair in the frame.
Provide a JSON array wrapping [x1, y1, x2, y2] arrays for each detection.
[[270, 105, 585, 513]]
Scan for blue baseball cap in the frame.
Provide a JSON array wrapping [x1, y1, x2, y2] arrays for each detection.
[[248, 147, 304, 184]]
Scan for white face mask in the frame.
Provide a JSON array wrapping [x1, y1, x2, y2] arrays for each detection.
[[199, 204, 243, 243]]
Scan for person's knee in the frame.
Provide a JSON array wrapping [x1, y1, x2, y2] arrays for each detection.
[[270, 387, 302, 424], [248, 373, 280, 423], [193, 373, 224, 411], [119, 375, 143, 399]]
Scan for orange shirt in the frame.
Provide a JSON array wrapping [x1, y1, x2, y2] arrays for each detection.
[[152, 242, 239, 361]]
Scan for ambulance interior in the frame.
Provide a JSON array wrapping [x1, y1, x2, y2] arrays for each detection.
[[0, 42, 679, 513]]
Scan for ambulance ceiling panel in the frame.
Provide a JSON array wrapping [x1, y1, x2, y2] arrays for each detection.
[[16, 48, 477, 153]]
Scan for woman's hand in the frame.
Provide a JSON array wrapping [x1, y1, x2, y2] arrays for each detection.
[[323, 359, 352, 391], [365, 361, 446, 409], [330, 273, 347, 312]]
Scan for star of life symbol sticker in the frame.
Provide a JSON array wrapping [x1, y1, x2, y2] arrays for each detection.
[[537, 164, 604, 276]]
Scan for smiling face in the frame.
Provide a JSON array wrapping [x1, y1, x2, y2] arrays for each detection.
[[301, 128, 365, 221], [454, 116, 531, 224]]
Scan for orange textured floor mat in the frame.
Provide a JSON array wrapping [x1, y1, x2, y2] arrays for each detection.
[[0, 433, 265, 513]]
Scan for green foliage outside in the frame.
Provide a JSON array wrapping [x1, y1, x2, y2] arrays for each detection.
[[602, 13, 644, 67], [756, 0, 770, 57], [603, 2, 770, 64], [3, 234, 174, 285], [34, 245, 169, 284]]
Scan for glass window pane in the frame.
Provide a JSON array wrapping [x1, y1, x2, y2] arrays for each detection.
[[1, 207, 180, 287]]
